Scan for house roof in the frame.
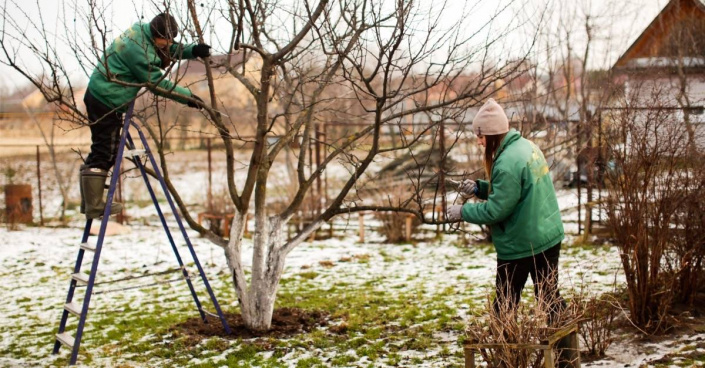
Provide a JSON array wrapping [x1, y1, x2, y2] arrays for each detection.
[[613, 0, 705, 70]]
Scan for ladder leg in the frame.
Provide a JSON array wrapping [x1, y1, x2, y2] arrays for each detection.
[[131, 125, 231, 334], [65, 103, 134, 365], [125, 133, 208, 323], [53, 219, 93, 355]]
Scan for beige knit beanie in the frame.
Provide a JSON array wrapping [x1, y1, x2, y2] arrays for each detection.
[[471, 98, 509, 136]]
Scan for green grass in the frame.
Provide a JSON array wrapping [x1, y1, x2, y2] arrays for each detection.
[[29, 273, 474, 367]]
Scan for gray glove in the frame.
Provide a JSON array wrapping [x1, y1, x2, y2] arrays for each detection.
[[458, 179, 477, 199], [447, 205, 464, 222]]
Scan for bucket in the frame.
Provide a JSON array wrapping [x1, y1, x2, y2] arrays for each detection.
[[5, 184, 33, 223]]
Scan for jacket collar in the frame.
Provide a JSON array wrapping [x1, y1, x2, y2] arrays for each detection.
[[141, 23, 156, 45], [494, 129, 521, 161]]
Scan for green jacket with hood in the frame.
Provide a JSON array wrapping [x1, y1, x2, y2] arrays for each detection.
[[461, 129, 564, 260], [87, 22, 197, 112]]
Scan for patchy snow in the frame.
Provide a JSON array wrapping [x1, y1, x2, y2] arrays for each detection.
[[0, 217, 696, 367], [0, 152, 698, 367]]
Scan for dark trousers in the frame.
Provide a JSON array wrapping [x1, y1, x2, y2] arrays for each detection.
[[83, 90, 123, 171], [493, 243, 566, 322]]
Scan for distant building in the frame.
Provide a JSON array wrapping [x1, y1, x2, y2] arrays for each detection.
[[611, 0, 705, 147]]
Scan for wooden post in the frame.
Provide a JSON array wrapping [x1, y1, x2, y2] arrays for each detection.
[[597, 111, 603, 225], [315, 125, 322, 217], [577, 118, 582, 235], [207, 138, 213, 213], [322, 122, 328, 211], [35, 145, 44, 226], [358, 213, 365, 243], [439, 119, 446, 233], [544, 348, 555, 368], [405, 215, 412, 242], [464, 348, 475, 368]]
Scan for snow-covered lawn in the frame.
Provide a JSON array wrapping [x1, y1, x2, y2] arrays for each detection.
[[0, 217, 702, 367], [1, 148, 703, 367]]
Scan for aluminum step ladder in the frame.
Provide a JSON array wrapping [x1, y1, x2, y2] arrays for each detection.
[[52, 102, 231, 365]]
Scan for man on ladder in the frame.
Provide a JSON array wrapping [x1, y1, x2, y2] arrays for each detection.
[[53, 12, 230, 365], [81, 12, 210, 218]]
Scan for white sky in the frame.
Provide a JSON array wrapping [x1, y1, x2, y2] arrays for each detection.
[[0, 0, 668, 92]]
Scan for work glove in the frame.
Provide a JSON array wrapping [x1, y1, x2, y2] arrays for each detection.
[[188, 94, 204, 110], [447, 205, 464, 222], [193, 43, 211, 58], [458, 179, 477, 200]]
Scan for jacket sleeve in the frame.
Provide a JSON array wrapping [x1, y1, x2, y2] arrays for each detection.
[[125, 44, 192, 104], [476, 179, 490, 200], [461, 169, 521, 225], [169, 43, 196, 60]]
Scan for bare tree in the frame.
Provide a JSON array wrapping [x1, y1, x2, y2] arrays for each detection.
[[1, 0, 539, 331]]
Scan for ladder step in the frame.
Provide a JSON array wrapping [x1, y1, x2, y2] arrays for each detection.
[[71, 273, 89, 285], [55, 332, 75, 349], [124, 149, 146, 157], [65, 302, 83, 317], [80, 242, 96, 252]]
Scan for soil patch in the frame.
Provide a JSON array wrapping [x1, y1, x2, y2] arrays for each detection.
[[174, 307, 330, 342]]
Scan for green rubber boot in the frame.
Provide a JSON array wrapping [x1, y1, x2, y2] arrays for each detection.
[[80, 167, 123, 219]]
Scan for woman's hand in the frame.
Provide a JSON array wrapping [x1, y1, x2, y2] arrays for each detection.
[[447, 205, 464, 222], [458, 179, 477, 199]]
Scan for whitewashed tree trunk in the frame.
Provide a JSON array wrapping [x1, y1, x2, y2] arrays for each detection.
[[223, 211, 322, 331]]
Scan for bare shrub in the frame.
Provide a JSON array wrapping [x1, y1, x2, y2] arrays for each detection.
[[572, 291, 617, 357], [603, 87, 705, 332], [466, 280, 580, 368], [374, 211, 420, 243]]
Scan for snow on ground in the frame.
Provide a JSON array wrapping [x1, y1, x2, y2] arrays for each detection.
[[0, 217, 699, 367], [0, 149, 701, 367]]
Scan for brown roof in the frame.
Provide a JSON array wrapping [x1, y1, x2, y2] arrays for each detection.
[[613, 0, 705, 69]]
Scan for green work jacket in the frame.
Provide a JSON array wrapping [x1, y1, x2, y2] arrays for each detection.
[[461, 129, 564, 260], [87, 22, 197, 112]]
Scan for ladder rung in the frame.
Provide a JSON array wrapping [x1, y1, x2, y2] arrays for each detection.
[[71, 273, 89, 285], [55, 332, 75, 349], [124, 149, 146, 157], [65, 302, 82, 317], [80, 243, 95, 252]]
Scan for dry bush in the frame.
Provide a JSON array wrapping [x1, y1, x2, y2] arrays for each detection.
[[603, 89, 705, 333], [466, 282, 581, 368], [374, 211, 421, 243], [203, 186, 237, 237], [571, 290, 618, 357]]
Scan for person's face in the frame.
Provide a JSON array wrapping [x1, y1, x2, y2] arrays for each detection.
[[477, 135, 486, 148], [154, 37, 173, 49]]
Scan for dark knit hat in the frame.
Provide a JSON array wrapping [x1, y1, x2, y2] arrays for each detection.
[[150, 13, 179, 40]]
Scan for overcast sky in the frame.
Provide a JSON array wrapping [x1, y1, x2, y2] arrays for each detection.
[[0, 0, 668, 92]]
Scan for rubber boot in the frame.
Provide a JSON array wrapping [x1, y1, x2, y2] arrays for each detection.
[[79, 165, 86, 214], [81, 167, 123, 219]]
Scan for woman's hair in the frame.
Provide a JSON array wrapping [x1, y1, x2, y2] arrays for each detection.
[[483, 133, 507, 183]]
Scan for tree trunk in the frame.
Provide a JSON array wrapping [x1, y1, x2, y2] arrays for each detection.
[[224, 213, 293, 331]]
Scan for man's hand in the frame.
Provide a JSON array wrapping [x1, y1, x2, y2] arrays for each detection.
[[193, 43, 211, 58], [188, 94, 204, 110], [458, 179, 477, 200], [447, 205, 464, 222]]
